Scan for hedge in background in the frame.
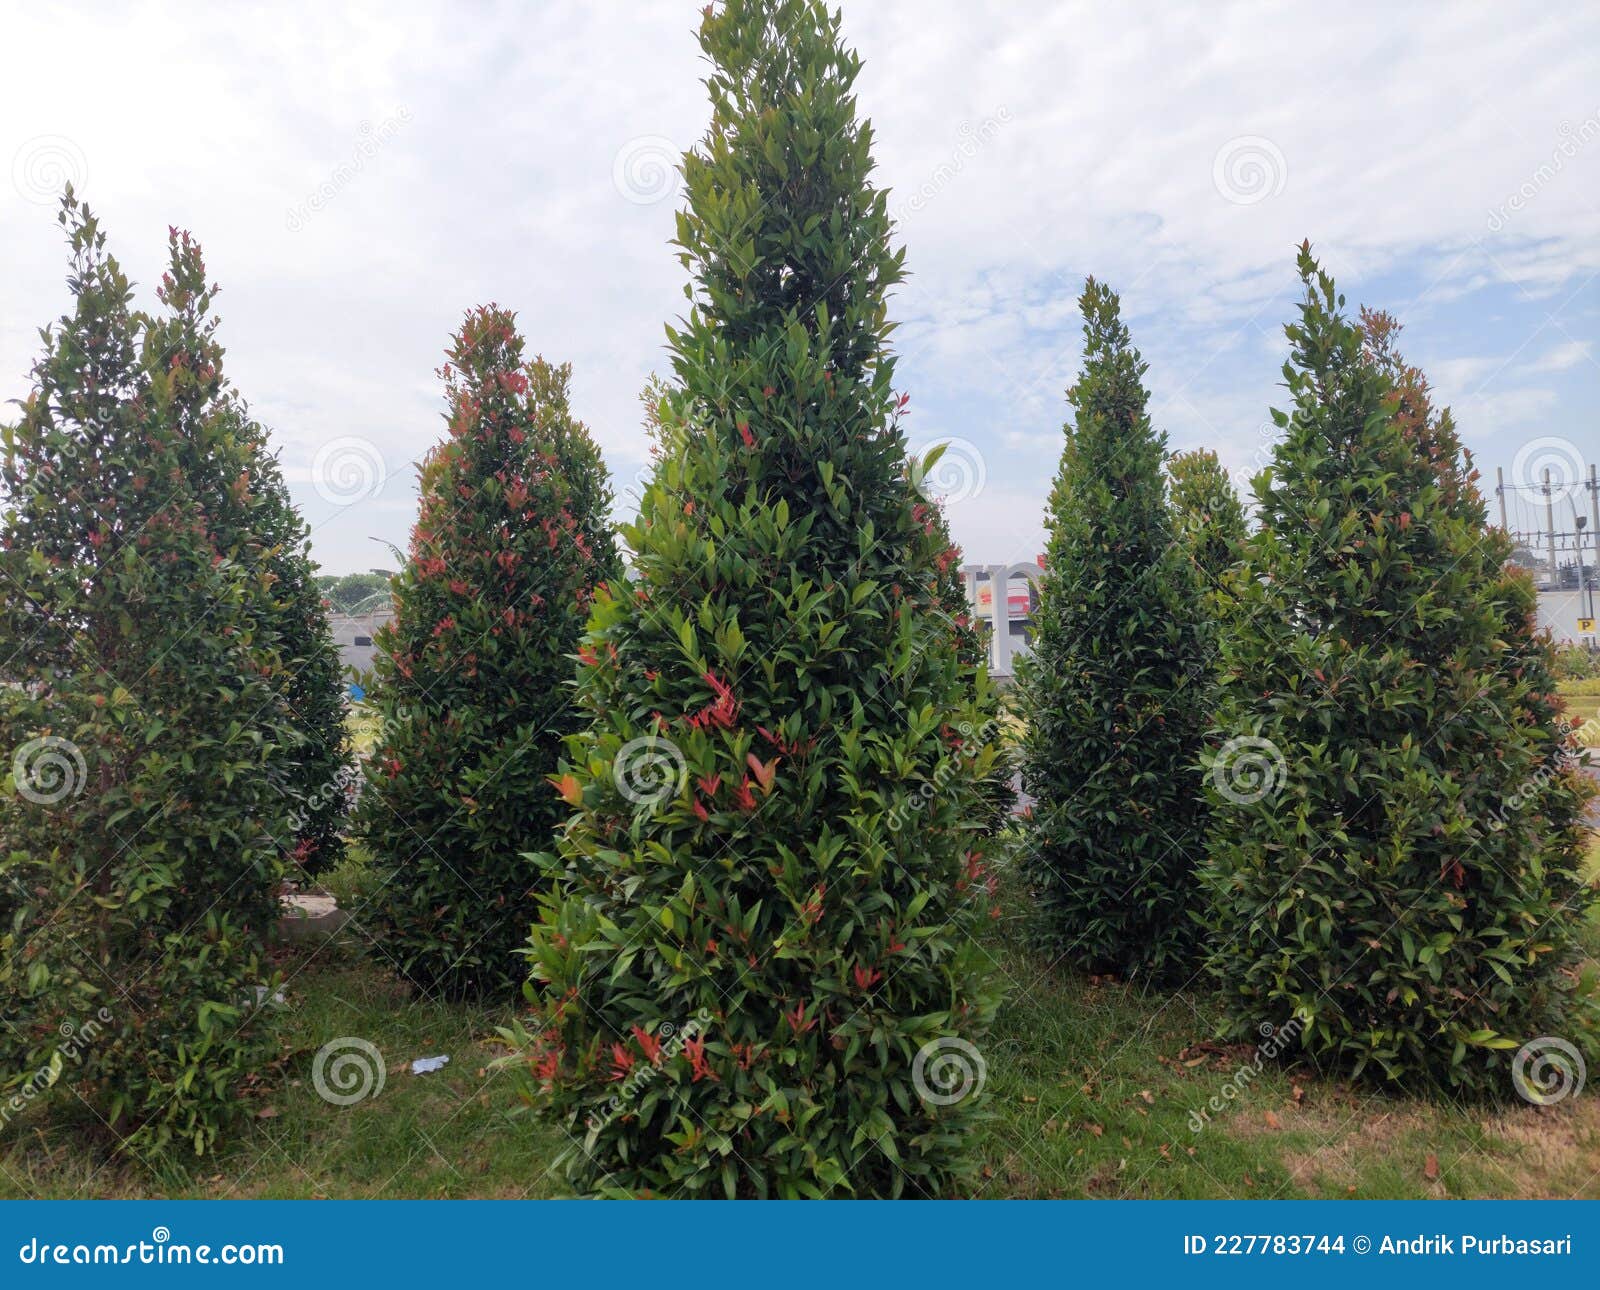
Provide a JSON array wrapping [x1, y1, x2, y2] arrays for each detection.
[[0, 195, 293, 1157], [1202, 247, 1597, 1093], [358, 308, 618, 1000], [924, 485, 1010, 835], [1167, 446, 1247, 592], [222, 409, 351, 880], [1016, 279, 1211, 980], [251, 442, 352, 880], [504, 0, 1003, 1198]]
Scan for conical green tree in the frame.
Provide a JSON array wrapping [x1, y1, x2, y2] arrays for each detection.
[[1168, 447, 1247, 591], [1202, 247, 1597, 1093], [1016, 279, 1211, 980], [0, 194, 292, 1157], [504, 0, 1002, 1198], [358, 307, 619, 1000], [141, 230, 351, 881]]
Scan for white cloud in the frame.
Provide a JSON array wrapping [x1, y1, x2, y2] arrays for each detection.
[[1526, 339, 1594, 373], [3, 0, 1596, 570]]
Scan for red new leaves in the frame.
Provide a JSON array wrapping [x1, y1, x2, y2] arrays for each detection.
[[508, 0, 998, 1199], [1204, 254, 1598, 1093], [684, 669, 739, 731], [0, 193, 325, 1158], [358, 306, 619, 1000]]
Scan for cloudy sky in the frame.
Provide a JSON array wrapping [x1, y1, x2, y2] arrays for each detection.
[[3, 0, 1597, 574]]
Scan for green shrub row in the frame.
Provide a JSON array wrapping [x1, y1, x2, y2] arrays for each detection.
[[1016, 248, 1596, 1097]]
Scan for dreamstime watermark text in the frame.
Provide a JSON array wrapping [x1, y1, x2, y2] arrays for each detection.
[[1486, 109, 1600, 231], [1188, 1010, 1310, 1133], [2, 1008, 113, 1130], [18, 1226, 283, 1267], [285, 110, 413, 233]]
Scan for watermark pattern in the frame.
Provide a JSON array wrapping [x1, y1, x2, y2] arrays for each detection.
[[1187, 1010, 1309, 1133], [285, 110, 412, 233], [11, 135, 87, 206], [1511, 1036, 1585, 1107], [912, 1036, 986, 1107], [1223, 420, 1282, 505], [1210, 735, 1286, 805], [887, 717, 999, 833], [894, 109, 1012, 221], [1509, 435, 1586, 508], [311, 436, 388, 506], [312, 1037, 386, 1106], [1486, 109, 1600, 231], [613, 735, 687, 809], [617, 460, 659, 514], [1487, 712, 1597, 833], [910, 437, 987, 506], [612, 135, 680, 206], [589, 1009, 713, 1130], [286, 761, 362, 838], [11, 736, 87, 806], [1, 1009, 113, 1130], [1212, 135, 1287, 206]]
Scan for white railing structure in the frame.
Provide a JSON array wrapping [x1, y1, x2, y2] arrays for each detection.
[[960, 562, 1043, 679]]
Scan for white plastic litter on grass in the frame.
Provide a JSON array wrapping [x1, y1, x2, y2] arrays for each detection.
[[411, 1055, 450, 1075]]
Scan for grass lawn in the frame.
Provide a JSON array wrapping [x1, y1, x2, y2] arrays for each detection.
[[1564, 695, 1599, 744], [1558, 678, 1600, 745], [3, 832, 1597, 1201]]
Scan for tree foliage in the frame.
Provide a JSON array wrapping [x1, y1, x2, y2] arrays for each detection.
[[503, 0, 1003, 1198], [357, 308, 619, 1000], [0, 195, 296, 1156], [1202, 248, 1598, 1092], [316, 571, 391, 614], [1016, 279, 1211, 979], [1167, 447, 1247, 591], [239, 416, 351, 879]]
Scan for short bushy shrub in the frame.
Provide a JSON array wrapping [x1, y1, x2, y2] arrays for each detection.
[[503, 0, 1003, 1198], [1554, 643, 1596, 682], [1202, 250, 1598, 1093], [1016, 279, 1211, 979], [357, 307, 618, 1000], [0, 195, 293, 1156]]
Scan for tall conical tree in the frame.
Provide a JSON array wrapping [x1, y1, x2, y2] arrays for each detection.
[[1016, 279, 1211, 979], [505, 0, 1002, 1198], [358, 307, 619, 1001], [1167, 447, 1247, 591], [0, 193, 292, 1157], [141, 229, 351, 882], [1202, 247, 1597, 1093]]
